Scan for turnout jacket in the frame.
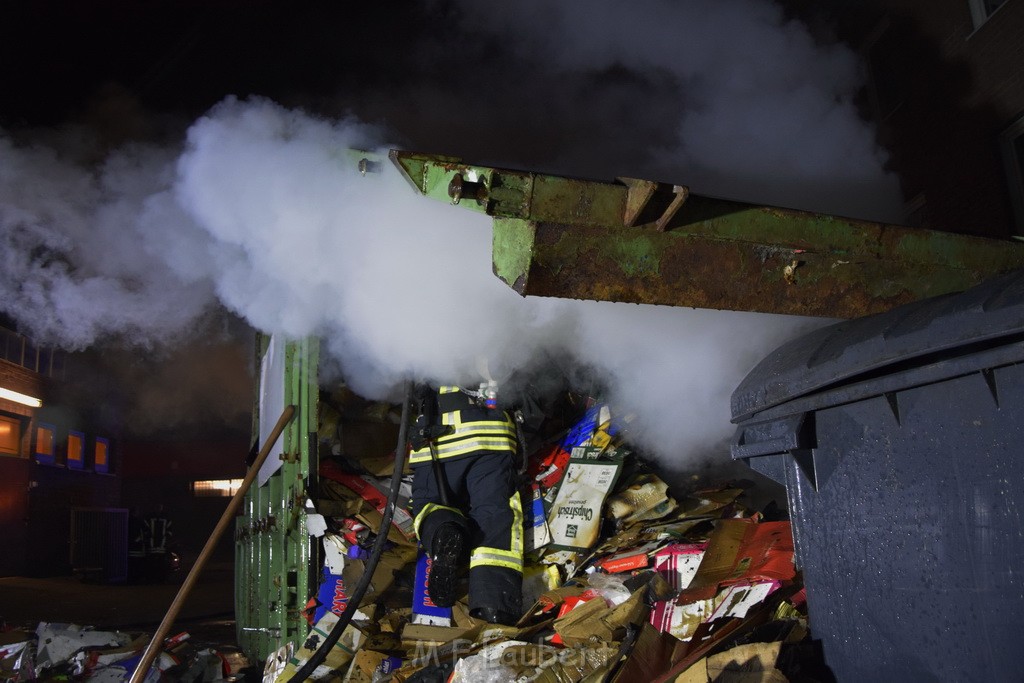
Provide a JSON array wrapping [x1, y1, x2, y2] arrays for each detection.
[[408, 385, 517, 465]]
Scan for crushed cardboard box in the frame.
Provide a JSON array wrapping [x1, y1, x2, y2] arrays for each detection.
[[283, 395, 816, 683], [0, 623, 251, 683]]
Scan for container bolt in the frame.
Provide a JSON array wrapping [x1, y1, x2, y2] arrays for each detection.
[[448, 173, 487, 205], [358, 158, 382, 176]]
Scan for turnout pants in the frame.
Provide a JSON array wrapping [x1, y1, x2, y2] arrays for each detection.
[[411, 451, 523, 618]]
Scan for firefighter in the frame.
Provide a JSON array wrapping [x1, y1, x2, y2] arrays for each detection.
[[144, 505, 174, 581], [409, 383, 523, 625]]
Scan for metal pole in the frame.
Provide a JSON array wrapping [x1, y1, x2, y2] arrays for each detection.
[[129, 404, 296, 683]]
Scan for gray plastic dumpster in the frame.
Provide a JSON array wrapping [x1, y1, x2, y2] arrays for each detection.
[[730, 269, 1024, 683]]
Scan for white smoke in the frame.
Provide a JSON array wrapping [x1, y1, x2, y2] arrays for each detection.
[[174, 100, 815, 460], [1, 98, 812, 463], [0, 134, 215, 349], [0, 0, 899, 464]]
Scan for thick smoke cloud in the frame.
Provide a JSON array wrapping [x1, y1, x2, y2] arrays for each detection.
[[172, 98, 815, 465], [2, 98, 817, 464], [0, 0, 899, 464], [435, 0, 901, 220], [0, 134, 215, 349]]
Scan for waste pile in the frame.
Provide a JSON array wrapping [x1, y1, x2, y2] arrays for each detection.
[[272, 391, 823, 683], [0, 623, 251, 682]]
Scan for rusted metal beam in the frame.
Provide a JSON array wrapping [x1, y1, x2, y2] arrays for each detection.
[[389, 150, 1024, 319]]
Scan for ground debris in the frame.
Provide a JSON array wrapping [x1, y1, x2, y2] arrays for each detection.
[[285, 395, 820, 683], [0, 623, 251, 683]]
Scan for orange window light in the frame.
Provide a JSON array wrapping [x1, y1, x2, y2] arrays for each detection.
[[35, 423, 56, 464], [67, 431, 85, 469], [95, 437, 109, 473], [0, 415, 19, 456]]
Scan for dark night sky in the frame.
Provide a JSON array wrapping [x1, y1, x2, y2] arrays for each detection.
[[0, 1, 495, 439], [1, 3, 396, 122], [0, 1, 878, 181], [1, 1, 611, 164], [3, 2, 1021, 461], [0, 0, 909, 446]]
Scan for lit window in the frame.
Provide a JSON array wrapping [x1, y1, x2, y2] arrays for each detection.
[[192, 479, 244, 497], [35, 423, 56, 465], [1, 328, 23, 365], [23, 341, 38, 373], [0, 415, 22, 457], [968, 0, 1008, 30], [67, 430, 85, 470], [0, 326, 63, 378], [94, 437, 110, 474], [38, 348, 52, 376]]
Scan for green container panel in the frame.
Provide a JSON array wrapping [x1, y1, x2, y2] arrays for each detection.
[[236, 337, 319, 662]]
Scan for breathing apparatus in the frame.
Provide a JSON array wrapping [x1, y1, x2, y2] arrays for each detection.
[[468, 379, 500, 410], [474, 356, 501, 410]]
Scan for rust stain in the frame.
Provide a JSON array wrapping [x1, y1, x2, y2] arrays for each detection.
[[522, 221, 923, 318]]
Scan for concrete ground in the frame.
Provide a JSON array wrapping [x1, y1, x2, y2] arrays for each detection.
[[0, 560, 237, 644]]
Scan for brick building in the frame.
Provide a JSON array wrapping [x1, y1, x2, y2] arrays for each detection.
[[0, 324, 121, 577]]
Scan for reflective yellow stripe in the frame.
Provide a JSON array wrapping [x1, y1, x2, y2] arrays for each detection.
[[409, 438, 516, 463], [439, 386, 460, 393], [430, 437, 516, 460], [471, 547, 520, 561], [444, 411, 505, 428], [470, 549, 523, 572], [413, 503, 464, 538], [408, 451, 431, 464], [439, 417, 515, 437], [469, 491, 524, 573], [509, 490, 523, 556], [409, 416, 516, 463]]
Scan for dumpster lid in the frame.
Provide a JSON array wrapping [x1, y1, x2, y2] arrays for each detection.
[[731, 268, 1024, 422]]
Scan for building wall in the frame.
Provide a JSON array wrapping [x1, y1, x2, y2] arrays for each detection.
[[120, 436, 250, 566], [841, 0, 1024, 235], [958, 3, 1024, 115], [0, 362, 45, 576], [0, 358, 43, 400], [1, 356, 125, 577], [26, 463, 122, 576], [0, 437, 31, 576], [3, 342, 249, 577]]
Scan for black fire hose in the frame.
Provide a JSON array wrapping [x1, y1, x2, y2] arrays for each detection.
[[429, 440, 452, 508], [287, 381, 414, 683]]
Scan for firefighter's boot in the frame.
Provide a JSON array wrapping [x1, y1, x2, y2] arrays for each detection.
[[427, 522, 465, 608], [469, 606, 519, 625]]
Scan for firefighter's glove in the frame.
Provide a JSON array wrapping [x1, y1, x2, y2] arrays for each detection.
[[410, 414, 429, 450], [410, 416, 451, 450]]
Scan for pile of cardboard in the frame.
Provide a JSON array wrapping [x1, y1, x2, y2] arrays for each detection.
[[282, 394, 816, 683]]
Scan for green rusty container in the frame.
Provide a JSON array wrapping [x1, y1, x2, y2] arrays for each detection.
[[235, 335, 319, 662], [232, 149, 1024, 665]]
